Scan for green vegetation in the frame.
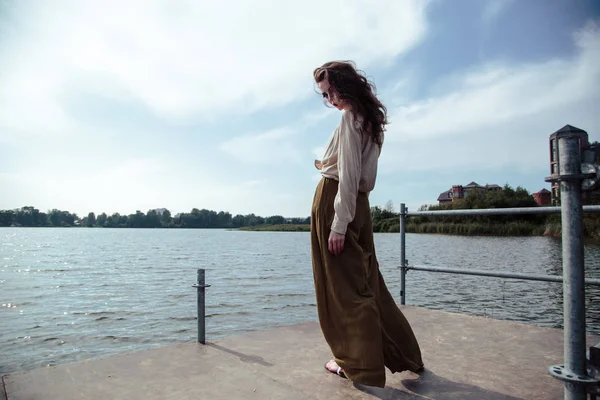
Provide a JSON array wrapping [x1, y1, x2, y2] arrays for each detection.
[[238, 224, 310, 232], [371, 201, 401, 233], [371, 185, 600, 241], [542, 213, 600, 242], [0, 207, 78, 228], [0, 206, 309, 229]]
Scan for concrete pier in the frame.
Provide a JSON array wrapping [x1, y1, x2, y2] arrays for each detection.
[[3, 306, 599, 400]]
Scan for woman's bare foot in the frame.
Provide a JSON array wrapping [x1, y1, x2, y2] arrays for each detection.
[[324, 359, 346, 379]]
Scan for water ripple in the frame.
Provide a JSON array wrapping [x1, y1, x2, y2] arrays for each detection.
[[1, 227, 598, 376]]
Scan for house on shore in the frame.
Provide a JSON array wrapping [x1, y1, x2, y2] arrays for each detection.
[[532, 188, 551, 206], [437, 182, 502, 205], [437, 183, 553, 206]]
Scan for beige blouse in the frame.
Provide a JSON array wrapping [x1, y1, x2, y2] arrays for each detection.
[[314, 110, 382, 235]]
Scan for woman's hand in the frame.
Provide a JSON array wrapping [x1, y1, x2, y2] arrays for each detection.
[[328, 231, 345, 256]]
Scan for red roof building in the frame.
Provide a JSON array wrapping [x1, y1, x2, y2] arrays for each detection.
[[533, 188, 551, 206]]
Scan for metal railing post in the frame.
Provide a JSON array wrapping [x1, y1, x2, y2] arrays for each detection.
[[400, 203, 407, 305], [546, 134, 598, 399], [192, 268, 211, 344], [560, 135, 586, 400]]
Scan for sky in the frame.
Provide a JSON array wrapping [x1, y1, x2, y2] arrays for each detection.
[[1, 0, 599, 218]]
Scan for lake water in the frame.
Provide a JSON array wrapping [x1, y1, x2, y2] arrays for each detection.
[[1, 227, 599, 375]]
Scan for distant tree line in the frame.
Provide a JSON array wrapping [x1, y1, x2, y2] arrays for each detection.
[[3, 184, 598, 240], [0, 207, 79, 228], [0, 206, 310, 229]]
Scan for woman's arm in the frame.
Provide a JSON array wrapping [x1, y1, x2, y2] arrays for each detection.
[[331, 111, 362, 236]]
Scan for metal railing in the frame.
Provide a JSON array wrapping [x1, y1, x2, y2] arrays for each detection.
[[399, 204, 600, 301], [409, 204, 600, 216], [399, 131, 600, 399], [401, 264, 600, 286]]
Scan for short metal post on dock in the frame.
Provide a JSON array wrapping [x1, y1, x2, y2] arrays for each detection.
[[192, 269, 211, 344]]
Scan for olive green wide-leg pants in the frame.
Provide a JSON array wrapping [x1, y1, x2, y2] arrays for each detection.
[[310, 178, 424, 388]]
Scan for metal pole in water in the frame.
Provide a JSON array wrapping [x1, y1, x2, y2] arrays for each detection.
[[198, 269, 205, 344], [193, 269, 210, 344], [400, 203, 407, 305]]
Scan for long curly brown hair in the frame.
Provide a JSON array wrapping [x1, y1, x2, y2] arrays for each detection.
[[313, 60, 387, 147]]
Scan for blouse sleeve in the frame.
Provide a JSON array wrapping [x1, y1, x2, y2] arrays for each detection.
[[331, 111, 362, 235]]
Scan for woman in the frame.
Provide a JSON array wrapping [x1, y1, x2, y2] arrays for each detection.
[[311, 60, 424, 388]]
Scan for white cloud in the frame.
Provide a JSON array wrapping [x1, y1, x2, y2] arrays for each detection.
[[0, 0, 430, 216], [0, 158, 165, 215], [385, 71, 420, 107], [240, 180, 262, 189], [219, 127, 300, 164], [0, 156, 294, 216], [381, 20, 600, 173], [219, 106, 336, 165], [482, 0, 515, 25], [313, 146, 326, 159], [0, 0, 430, 141]]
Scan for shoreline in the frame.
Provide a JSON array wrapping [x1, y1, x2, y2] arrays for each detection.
[[236, 223, 600, 243]]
